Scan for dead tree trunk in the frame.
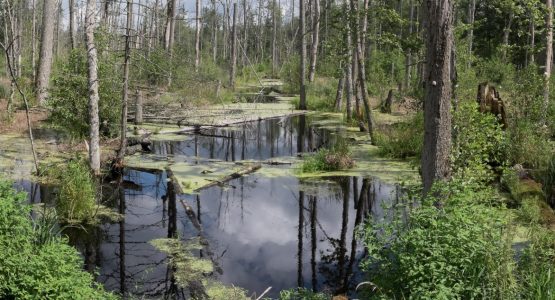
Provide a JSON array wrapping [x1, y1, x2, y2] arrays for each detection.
[[31, 0, 36, 82], [308, 0, 320, 82], [212, 0, 218, 62], [36, 0, 57, 105], [229, 3, 238, 89], [404, 0, 415, 89], [164, 0, 177, 50], [344, 1, 353, 121], [85, 0, 101, 175], [272, 0, 278, 75], [421, 0, 454, 194]]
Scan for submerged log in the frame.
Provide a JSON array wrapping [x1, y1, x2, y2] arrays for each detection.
[[477, 82, 507, 128]]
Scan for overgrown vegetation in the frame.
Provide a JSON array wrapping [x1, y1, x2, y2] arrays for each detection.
[[0, 179, 116, 299], [45, 159, 96, 223], [374, 113, 423, 160], [299, 139, 355, 173], [48, 46, 121, 139]]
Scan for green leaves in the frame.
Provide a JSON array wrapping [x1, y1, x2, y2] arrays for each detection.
[[0, 178, 116, 299]]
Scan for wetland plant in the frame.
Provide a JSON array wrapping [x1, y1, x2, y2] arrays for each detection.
[[49, 159, 96, 223], [300, 139, 355, 173]]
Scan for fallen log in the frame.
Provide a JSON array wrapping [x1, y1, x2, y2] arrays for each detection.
[[195, 163, 261, 191]]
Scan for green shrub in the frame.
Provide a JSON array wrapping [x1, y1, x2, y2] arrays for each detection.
[[300, 140, 354, 173], [375, 112, 423, 160], [48, 48, 121, 138], [507, 121, 551, 169], [452, 101, 508, 184], [280, 55, 301, 93], [360, 181, 518, 299], [0, 179, 116, 299], [50, 159, 96, 223]]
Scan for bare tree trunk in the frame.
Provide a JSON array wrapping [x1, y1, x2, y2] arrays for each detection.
[[85, 0, 101, 175], [243, 0, 249, 65], [529, 13, 535, 65], [502, 12, 514, 61], [272, 0, 278, 75], [345, 2, 353, 120], [421, 0, 454, 194], [31, 0, 36, 82], [195, 0, 202, 71], [36, 0, 57, 105], [118, 0, 133, 160], [164, 0, 177, 50], [544, 0, 553, 124], [308, 0, 320, 82], [299, 0, 307, 109], [229, 3, 237, 88], [467, 0, 475, 69], [351, 0, 374, 140], [404, 0, 414, 90], [335, 69, 345, 111], [212, 0, 218, 62], [69, 0, 76, 49]]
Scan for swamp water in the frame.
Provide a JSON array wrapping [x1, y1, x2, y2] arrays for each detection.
[[12, 115, 407, 299]]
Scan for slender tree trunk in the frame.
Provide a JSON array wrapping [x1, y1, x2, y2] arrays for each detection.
[[421, 0, 454, 194], [118, 0, 133, 160], [345, 2, 353, 120], [299, 0, 307, 109], [544, 0, 553, 124], [243, 0, 249, 65], [272, 0, 278, 75], [467, 0, 475, 69], [530, 13, 535, 65], [230, 3, 237, 88], [308, 0, 320, 82], [164, 0, 177, 50], [195, 0, 202, 71], [36, 0, 57, 105], [404, 0, 414, 90], [335, 68, 345, 111], [351, 0, 374, 140], [69, 0, 76, 49], [85, 0, 101, 175], [502, 12, 514, 61], [212, 0, 218, 62], [31, 0, 36, 82]]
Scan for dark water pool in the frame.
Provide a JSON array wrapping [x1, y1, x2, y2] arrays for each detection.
[[66, 169, 402, 298], [13, 115, 405, 299]]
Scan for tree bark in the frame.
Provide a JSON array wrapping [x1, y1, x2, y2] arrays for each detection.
[[404, 0, 415, 89], [31, 0, 36, 82], [351, 0, 374, 141], [118, 0, 133, 160], [544, 0, 553, 124], [299, 0, 307, 109], [467, 0, 475, 69], [272, 0, 278, 75], [85, 0, 101, 175], [421, 0, 454, 194], [230, 3, 238, 88], [212, 0, 218, 62], [195, 0, 202, 71], [164, 0, 177, 50], [344, 2, 353, 121], [308, 0, 320, 82], [335, 69, 345, 111], [69, 0, 76, 49], [36, 0, 57, 105]]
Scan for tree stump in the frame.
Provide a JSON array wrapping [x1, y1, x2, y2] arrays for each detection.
[[476, 82, 507, 128], [381, 89, 394, 114]]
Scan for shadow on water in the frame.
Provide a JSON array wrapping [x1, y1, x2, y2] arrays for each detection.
[[16, 115, 407, 298]]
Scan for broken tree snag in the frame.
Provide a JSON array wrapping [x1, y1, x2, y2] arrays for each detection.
[[195, 163, 262, 191], [381, 89, 394, 114], [476, 82, 507, 128], [127, 132, 152, 152]]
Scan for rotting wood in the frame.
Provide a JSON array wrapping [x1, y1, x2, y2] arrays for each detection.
[[381, 89, 394, 114], [476, 82, 507, 128]]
